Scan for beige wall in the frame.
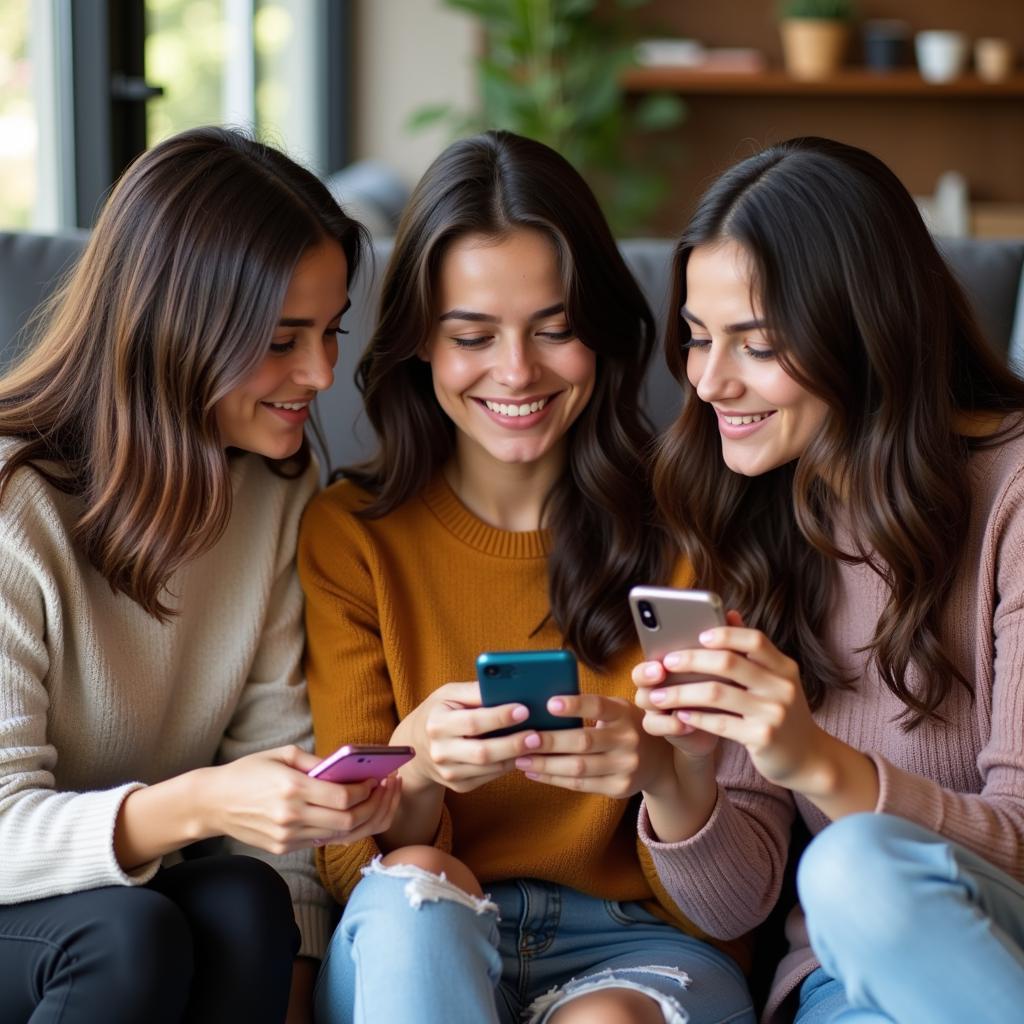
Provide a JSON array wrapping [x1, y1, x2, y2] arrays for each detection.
[[352, 0, 477, 187]]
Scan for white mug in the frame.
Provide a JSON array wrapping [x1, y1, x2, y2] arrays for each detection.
[[915, 30, 968, 83]]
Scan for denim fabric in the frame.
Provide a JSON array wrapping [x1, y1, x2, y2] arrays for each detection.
[[314, 868, 754, 1024], [795, 813, 1024, 1023]]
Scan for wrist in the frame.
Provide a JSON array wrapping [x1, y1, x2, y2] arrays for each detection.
[[644, 745, 715, 803], [792, 727, 844, 798], [184, 766, 219, 841]]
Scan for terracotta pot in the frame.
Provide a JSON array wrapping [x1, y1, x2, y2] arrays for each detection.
[[780, 19, 849, 80]]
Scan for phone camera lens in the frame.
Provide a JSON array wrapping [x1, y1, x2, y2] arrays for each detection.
[[638, 600, 659, 630], [484, 665, 500, 677]]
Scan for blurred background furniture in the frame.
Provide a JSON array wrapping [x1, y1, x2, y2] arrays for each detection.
[[2, 229, 1023, 474]]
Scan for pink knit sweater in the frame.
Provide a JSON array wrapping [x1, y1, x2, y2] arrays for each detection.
[[639, 425, 1024, 1023]]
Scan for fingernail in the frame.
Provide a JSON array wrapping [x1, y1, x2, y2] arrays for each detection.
[[549, 698, 564, 712], [524, 733, 541, 749], [524, 772, 540, 781], [650, 689, 667, 704], [643, 664, 661, 680], [699, 630, 714, 644], [665, 654, 684, 670], [515, 758, 532, 770], [677, 710, 692, 722], [511, 705, 529, 721]]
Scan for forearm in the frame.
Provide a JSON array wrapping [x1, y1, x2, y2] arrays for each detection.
[[796, 729, 880, 821], [642, 748, 720, 844], [113, 769, 213, 870]]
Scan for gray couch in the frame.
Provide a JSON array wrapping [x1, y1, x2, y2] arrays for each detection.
[[3, 231, 1024, 473]]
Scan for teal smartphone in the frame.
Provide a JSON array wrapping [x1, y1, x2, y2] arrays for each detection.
[[476, 649, 582, 737]]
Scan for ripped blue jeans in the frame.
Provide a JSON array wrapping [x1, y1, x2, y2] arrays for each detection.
[[314, 860, 755, 1024]]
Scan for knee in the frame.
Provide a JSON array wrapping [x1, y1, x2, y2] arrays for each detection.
[[797, 813, 923, 940], [197, 855, 299, 968], [379, 846, 484, 898], [548, 989, 665, 1024], [202, 855, 295, 933]]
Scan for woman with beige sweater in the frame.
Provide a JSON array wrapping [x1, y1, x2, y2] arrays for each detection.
[[633, 137, 1024, 1024], [0, 127, 397, 1023]]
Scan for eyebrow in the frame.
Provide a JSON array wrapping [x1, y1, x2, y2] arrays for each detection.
[[680, 306, 766, 333], [438, 302, 565, 324], [278, 299, 351, 328]]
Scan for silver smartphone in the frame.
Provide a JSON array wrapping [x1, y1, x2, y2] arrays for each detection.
[[628, 586, 726, 682]]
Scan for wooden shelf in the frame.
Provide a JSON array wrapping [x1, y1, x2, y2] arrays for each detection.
[[623, 67, 1024, 98]]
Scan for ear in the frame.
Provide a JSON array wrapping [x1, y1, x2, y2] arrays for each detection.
[[416, 338, 432, 363]]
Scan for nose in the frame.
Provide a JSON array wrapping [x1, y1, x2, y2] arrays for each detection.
[[492, 336, 541, 391], [692, 344, 742, 405], [293, 338, 335, 392]]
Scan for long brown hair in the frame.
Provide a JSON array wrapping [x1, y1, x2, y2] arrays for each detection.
[[0, 126, 366, 618], [656, 136, 1024, 726], [347, 130, 671, 669]]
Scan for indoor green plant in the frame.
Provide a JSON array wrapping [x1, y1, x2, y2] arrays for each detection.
[[779, 0, 855, 80], [410, 0, 684, 235]]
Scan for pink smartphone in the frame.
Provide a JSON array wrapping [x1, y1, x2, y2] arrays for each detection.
[[307, 744, 414, 783]]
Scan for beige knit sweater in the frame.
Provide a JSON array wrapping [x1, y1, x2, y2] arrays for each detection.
[[639, 425, 1024, 1023], [0, 442, 331, 958]]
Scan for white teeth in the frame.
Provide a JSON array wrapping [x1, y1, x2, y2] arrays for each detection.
[[484, 397, 547, 416], [269, 401, 309, 411], [723, 412, 771, 426]]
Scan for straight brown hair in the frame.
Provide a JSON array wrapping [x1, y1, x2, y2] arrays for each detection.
[[346, 130, 671, 669], [0, 126, 366, 618], [656, 136, 1024, 726]]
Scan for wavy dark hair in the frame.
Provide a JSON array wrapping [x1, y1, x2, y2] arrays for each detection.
[[656, 136, 1024, 726], [0, 126, 366, 618], [347, 130, 670, 669]]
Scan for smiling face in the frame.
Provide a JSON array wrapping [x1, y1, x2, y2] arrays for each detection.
[[215, 238, 350, 459], [421, 228, 596, 475], [683, 239, 829, 477]]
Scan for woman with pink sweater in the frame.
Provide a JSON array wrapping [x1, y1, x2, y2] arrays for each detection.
[[631, 137, 1024, 1023]]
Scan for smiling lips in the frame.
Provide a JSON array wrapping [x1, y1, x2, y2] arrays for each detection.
[[262, 398, 312, 424], [475, 393, 559, 426], [715, 408, 776, 437]]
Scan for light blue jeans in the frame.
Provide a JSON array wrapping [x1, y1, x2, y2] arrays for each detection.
[[793, 813, 1024, 1023], [313, 860, 755, 1024]]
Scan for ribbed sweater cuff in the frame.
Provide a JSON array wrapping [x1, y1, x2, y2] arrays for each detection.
[[637, 789, 767, 936], [870, 753, 945, 834], [13, 783, 161, 901]]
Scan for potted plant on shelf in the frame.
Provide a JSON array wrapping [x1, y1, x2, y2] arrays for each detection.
[[779, 0, 855, 81]]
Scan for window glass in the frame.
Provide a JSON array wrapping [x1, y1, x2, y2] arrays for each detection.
[[0, 0, 35, 227]]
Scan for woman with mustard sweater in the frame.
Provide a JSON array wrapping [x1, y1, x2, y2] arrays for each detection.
[[299, 131, 789, 1024]]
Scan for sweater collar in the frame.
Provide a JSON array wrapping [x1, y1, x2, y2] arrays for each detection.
[[420, 473, 551, 559]]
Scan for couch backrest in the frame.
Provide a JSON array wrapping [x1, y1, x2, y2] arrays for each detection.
[[3, 231, 1023, 474]]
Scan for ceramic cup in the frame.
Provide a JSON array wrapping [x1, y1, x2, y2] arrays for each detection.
[[915, 30, 968, 83], [975, 37, 1015, 82]]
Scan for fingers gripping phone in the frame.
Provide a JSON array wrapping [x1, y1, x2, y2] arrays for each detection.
[[307, 744, 415, 783], [628, 587, 726, 682], [476, 649, 582, 737]]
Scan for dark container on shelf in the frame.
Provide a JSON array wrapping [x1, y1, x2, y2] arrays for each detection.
[[863, 19, 910, 71]]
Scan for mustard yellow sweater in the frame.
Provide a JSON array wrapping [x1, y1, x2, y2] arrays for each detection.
[[298, 474, 703, 935]]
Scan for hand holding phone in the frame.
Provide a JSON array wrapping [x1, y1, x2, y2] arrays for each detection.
[[476, 649, 582, 737], [629, 587, 726, 682], [307, 744, 415, 783]]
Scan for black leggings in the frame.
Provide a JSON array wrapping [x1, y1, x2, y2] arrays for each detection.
[[0, 854, 299, 1024]]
